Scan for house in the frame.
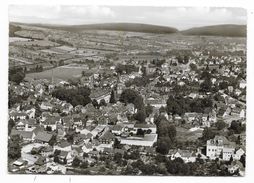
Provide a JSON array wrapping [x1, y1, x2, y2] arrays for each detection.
[[40, 102, 53, 111], [82, 143, 93, 153], [98, 130, 115, 144], [90, 89, 111, 103], [146, 98, 167, 109], [42, 117, 58, 131], [71, 147, 83, 157], [120, 134, 157, 147], [206, 136, 236, 161], [24, 119, 37, 131], [54, 140, 72, 152], [184, 112, 199, 123], [11, 129, 35, 142], [228, 161, 244, 175], [62, 103, 73, 114], [88, 150, 100, 158], [169, 149, 196, 163], [240, 109, 246, 119], [9, 111, 28, 120], [233, 148, 245, 160], [41, 146, 54, 157], [34, 131, 53, 144], [239, 80, 246, 89], [57, 150, 69, 164], [111, 125, 124, 136], [35, 156, 46, 166], [126, 103, 136, 114], [16, 120, 25, 130], [26, 108, 36, 119], [12, 158, 28, 167], [73, 117, 83, 127]]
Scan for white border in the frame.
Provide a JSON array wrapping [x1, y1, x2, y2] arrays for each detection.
[[1, 1, 254, 183]]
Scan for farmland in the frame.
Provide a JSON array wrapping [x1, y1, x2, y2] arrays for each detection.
[[25, 64, 86, 82]]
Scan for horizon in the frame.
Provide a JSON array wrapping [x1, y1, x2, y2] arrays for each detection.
[[9, 6, 246, 30], [10, 21, 247, 31]]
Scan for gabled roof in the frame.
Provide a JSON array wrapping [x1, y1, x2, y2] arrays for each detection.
[[11, 129, 34, 139], [99, 130, 115, 141], [59, 150, 68, 157], [58, 140, 71, 148], [35, 131, 53, 142], [112, 125, 123, 131]]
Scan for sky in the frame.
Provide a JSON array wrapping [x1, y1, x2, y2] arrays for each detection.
[[9, 5, 246, 30]]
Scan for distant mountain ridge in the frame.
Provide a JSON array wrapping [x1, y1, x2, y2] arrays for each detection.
[[182, 24, 246, 37], [11, 22, 246, 37], [23, 22, 179, 34]]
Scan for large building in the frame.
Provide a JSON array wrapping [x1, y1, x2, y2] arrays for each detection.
[[206, 136, 236, 161]]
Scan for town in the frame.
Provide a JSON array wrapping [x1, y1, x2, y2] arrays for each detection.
[[8, 22, 246, 176]]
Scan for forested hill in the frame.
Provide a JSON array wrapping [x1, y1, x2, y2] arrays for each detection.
[[181, 24, 246, 37], [13, 22, 179, 34]]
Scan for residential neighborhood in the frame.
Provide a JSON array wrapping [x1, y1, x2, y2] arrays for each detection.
[[8, 7, 246, 176]]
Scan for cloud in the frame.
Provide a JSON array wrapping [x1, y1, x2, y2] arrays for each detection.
[[9, 5, 115, 25], [9, 5, 246, 29]]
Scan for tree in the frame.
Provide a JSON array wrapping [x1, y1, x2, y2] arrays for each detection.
[[92, 99, 99, 108], [134, 109, 146, 123], [166, 95, 186, 115], [190, 63, 197, 71], [8, 119, 15, 135], [109, 90, 116, 103], [229, 120, 245, 134], [200, 78, 212, 93], [72, 157, 81, 167], [113, 153, 123, 165], [202, 127, 216, 141], [81, 70, 86, 77], [80, 161, 89, 169], [46, 125, 52, 132], [9, 68, 26, 84], [136, 129, 145, 136], [119, 89, 139, 105], [216, 120, 227, 130], [8, 135, 21, 160], [157, 119, 176, 142], [83, 152, 89, 158], [145, 104, 154, 116], [240, 154, 246, 167], [141, 66, 147, 76], [156, 137, 172, 155]]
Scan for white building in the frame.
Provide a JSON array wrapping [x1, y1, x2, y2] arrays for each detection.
[[206, 136, 236, 161]]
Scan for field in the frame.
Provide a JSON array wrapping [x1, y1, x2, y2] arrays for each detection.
[[176, 127, 203, 142], [25, 64, 86, 82]]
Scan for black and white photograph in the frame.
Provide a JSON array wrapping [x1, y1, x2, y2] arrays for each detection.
[[4, 1, 251, 179]]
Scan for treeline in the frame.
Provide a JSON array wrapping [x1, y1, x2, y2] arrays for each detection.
[[119, 89, 150, 123], [9, 67, 26, 84], [115, 64, 139, 75], [52, 86, 91, 107], [9, 24, 22, 37], [166, 95, 213, 115], [155, 115, 177, 155]]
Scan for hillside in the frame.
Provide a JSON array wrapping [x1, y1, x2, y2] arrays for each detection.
[[14, 22, 179, 34], [182, 24, 246, 37], [9, 24, 22, 37]]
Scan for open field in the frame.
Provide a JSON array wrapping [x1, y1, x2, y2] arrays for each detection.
[[176, 127, 203, 142], [25, 65, 85, 82]]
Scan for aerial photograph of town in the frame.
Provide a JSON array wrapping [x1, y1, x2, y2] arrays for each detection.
[[8, 5, 246, 176]]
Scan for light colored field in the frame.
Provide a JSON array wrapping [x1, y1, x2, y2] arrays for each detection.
[[25, 65, 85, 82], [12, 40, 59, 47], [176, 127, 203, 142]]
